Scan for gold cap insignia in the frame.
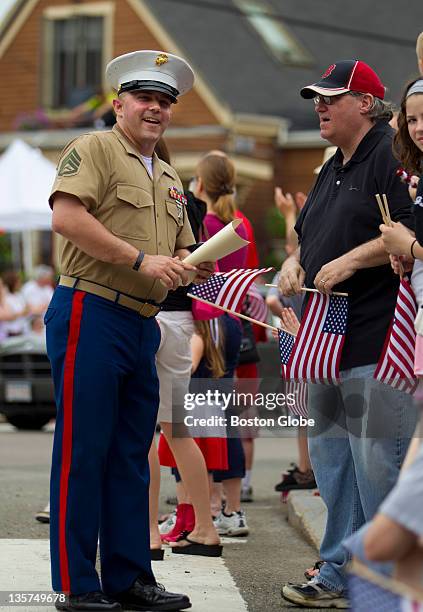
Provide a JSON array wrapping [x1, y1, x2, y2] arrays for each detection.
[[155, 53, 169, 66]]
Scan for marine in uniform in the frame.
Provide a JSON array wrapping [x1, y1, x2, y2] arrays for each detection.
[[47, 50, 212, 612]]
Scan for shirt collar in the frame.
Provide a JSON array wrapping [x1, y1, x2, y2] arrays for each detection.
[[332, 120, 392, 170], [112, 124, 174, 180]]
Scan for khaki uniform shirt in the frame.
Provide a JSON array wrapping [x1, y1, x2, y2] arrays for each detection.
[[49, 125, 194, 303]]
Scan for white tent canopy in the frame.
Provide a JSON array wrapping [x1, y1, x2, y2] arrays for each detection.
[[0, 139, 55, 231]]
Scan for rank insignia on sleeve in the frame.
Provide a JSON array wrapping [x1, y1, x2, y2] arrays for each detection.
[[58, 148, 82, 177], [169, 186, 187, 207]]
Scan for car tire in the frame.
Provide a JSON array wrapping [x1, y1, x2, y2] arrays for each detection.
[[6, 414, 52, 431]]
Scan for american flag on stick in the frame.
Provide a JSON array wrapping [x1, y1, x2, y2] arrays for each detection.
[[278, 328, 308, 417], [374, 276, 417, 394], [189, 268, 273, 313], [279, 292, 348, 384], [244, 282, 268, 322]]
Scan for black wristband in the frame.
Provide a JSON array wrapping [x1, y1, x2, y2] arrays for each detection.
[[411, 239, 418, 259], [132, 250, 145, 271]]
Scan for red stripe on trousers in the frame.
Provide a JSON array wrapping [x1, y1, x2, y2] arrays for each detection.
[[59, 291, 85, 594]]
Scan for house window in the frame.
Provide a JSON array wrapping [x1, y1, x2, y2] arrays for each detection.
[[52, 16, 103, 108], [42, 3, 114, 110], [233, 0, 313, 66]]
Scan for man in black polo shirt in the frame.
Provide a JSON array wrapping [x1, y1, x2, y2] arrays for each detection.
[[279, 60, 417, 608]]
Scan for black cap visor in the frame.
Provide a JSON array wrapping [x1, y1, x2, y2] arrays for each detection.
[[118, 80, 179, 103]]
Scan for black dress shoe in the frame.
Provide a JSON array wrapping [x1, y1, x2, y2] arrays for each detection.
[[115, 575, 191, 611], [55, 591, 122, 611]]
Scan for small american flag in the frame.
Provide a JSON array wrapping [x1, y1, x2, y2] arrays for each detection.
[[190, 268, 272, 313], [285, 380, 308, 417], [282, 292, 348, 384], [244, 283, 268, 322], [374, 277, 417, 394], [278, 329, 308, 417]]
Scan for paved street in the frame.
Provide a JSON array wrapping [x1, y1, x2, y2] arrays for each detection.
[[0, 421, 318, 611]]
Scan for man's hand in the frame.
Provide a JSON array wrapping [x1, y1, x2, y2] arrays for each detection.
[[140, 254, 197, 290], [314, 255, 357, 294], [279, 255, 305, 296], [379, 222, 415, 256], [191, 261, 215, 284]]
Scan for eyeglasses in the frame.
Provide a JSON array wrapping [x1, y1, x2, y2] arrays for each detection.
[[313, 92, 365, 107], [313, 94, 345, 106]]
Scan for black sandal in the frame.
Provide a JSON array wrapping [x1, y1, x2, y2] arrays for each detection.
[[171, 536, 223, 557], [150, 548, 164, 561]]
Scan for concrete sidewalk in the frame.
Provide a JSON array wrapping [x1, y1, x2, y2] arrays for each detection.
[[0, 539, 247, 612], [287, 491, 326, 552]]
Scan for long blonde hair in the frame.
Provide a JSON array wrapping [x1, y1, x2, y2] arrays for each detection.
[[194, 319, 225, 379], [196, 153, 236, 224]]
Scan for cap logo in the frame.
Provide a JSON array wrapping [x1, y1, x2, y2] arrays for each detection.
[[155, 53, 169, 66], [321, 64, 336, 79]]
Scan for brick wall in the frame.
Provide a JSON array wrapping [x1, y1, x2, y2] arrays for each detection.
[[0, 0, 219, 132]]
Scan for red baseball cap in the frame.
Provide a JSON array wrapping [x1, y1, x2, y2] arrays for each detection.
[[300, 60, 385, 100]]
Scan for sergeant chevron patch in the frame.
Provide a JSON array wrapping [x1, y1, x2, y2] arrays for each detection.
[[58, 148, 82, 176]]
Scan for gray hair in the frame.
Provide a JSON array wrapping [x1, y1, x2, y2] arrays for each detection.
[[349, 91, 394, 122], [367, 97, 395, 122]]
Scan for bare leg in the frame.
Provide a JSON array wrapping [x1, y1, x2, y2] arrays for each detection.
[[210, 480, 223, 517], [298, 426, 312, 472], [223, 478, 242, 514], [161, 422, 220, 546], [241, 439, 254, 471], [148, 438, 162, 549], [175, 480, 190, 504]]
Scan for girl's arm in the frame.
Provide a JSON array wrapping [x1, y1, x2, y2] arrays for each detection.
[[380, 222, 417, 257], [364, 514, 417, 562], [191, 333, 205, 374], [280, 307, 300, 335]]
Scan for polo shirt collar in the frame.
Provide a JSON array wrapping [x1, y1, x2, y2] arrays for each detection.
[[332, 120, 392, 170]]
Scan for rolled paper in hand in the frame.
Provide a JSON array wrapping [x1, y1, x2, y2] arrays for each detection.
[[182, 218, 249, 284]]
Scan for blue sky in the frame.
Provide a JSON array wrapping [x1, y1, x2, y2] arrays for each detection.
[[0, 0, 18, 23]]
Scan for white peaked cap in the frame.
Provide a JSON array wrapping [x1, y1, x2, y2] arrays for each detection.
[[105, 50, 194, 103]]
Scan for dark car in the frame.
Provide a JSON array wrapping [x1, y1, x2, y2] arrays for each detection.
[[0, 334, 55, 430]]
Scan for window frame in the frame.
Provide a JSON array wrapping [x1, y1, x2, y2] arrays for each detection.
[[233, 0, 313, 67], [41, 2, 114, 110]]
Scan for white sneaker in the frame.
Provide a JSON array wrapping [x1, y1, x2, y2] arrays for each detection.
[[159, 510, 176, 535], [214, 510, 249, 536], [35, 502, 50, 524]]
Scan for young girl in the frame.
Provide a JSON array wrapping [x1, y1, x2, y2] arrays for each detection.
[[148, 141, 219, 559], [193, 152, 248, 536], [350, 77, 423, 598], [159, 316, 240, 551]]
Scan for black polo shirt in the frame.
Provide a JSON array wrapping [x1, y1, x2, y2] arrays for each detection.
[[295, 121, 413, 370], [413, 176, 423, 244]]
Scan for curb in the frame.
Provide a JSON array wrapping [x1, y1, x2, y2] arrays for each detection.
[[287, 490, 327, 552]]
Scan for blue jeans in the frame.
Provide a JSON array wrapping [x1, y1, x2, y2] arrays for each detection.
[[307, 364, 417, 592]]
